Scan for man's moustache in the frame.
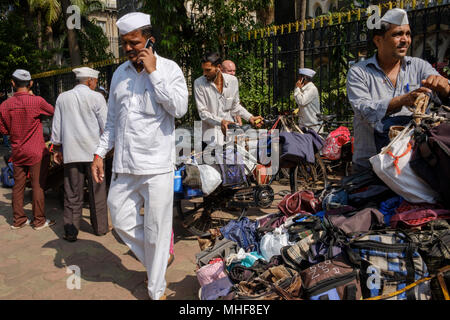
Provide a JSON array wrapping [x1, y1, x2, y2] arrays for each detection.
[[126, 50, 138, 56]]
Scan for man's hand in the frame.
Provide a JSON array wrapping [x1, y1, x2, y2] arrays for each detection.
[[138, 47, 157, 74], [91, 155, 104, 184], [401, 87, 432, 106], [421, 75, 450, 98], [295, 79, 304, 89], [250, 116, 264, 128], [53, 151, 63, 165], [235, 115, 243, 126], [387, 87, 432, 114], [221, 119, 235, 136]]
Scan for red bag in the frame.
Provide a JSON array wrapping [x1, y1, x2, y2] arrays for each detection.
[[390, 209, 450, 228], [322, 126, 351, 160], [278, 190, 320, 216], [253, 164, 271, 185]]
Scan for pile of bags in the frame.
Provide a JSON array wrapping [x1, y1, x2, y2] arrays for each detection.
[[193, 166, 450, 300]]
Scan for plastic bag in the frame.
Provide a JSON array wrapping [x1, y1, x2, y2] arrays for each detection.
[[198, 164, 222, 196], [259, 227, 294, 261]]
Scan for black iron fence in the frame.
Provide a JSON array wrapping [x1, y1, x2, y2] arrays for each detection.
[[1, 2, 449, 127]]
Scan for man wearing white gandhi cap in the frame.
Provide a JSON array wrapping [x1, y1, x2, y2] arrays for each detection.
[[51, 66, 109, 242], [293, 68, 322, 132], [91, 12, 188, 300], [346, 8, 450, 172]]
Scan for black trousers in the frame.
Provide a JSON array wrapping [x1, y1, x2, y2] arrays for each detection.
[[63, 162, 108, 235]]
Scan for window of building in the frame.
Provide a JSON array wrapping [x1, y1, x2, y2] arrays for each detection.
[[96, 20, 107, 34], [314, 6, 322, 17]]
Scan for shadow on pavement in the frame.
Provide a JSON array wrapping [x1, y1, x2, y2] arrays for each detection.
[[42, 238, 149, 300]]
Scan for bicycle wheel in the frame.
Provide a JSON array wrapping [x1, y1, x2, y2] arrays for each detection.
[[175, 192, 246, 237], [292, 153, 329, 192]]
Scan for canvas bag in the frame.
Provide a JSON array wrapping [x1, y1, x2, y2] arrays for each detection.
[[300, 257, 362, 300], [347, 230, 431, 300], [369, 124, 440, 204], [325, 207, 385, 236], [216, 147, 247, 187], [220, 217, 260, 253]]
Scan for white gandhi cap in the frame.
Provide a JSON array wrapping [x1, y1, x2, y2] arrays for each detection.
[[381, 8, 409, 26], [116, 12, 151, 35], [72, 67, 100, 79], [12, 69, 31, 81], [298, 68, 316, 78]]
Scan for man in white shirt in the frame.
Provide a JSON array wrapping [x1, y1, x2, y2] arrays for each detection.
[[221, 59, 243, 126], [294, 68, 322, 132], [51, 67, 108, 242], [194, 52, 263, 146], [90, 12, 188, 300]]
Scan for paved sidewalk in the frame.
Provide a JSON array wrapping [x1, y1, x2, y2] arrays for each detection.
[[0, 149, 284, 300]]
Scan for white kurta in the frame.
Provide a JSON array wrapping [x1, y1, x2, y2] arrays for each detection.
[[51, 84, 107, 163], [194, 72, 253, 145], [96, 54, 188, 300], [95, 54, 189, 174], [294, 82, 322, 132]]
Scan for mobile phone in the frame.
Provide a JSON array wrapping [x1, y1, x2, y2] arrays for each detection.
[[145, 38, 154, 53], [139, 39, 154, 65]]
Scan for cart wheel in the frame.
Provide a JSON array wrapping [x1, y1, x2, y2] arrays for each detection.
[[292, 153, 329, 192], [175, 196, 245, 237]]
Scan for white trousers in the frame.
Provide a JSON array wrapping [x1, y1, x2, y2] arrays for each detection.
[[107, 171, 174, 300]]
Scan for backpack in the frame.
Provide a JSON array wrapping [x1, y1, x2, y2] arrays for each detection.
[[410, 122, 450, 206], [1, 162, 14, 188]]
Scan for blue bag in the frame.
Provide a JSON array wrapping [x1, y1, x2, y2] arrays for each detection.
[[1, 162, 14, 188], [174, 166, 184, 193], [184, 187, 203, 199], [216, 148, 247, 187], [220, 217, 259, 252]]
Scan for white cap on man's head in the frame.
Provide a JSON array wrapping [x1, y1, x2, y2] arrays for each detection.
[[381, 8, 409, 26], [72, 67, 100, 79], [298, 68, 316, 78], [12, 69, 31, 81], [116, 12, 151, 35]]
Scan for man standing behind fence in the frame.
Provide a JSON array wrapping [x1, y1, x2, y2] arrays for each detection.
[[51, 67, 109, 242], [0, 69, 55, 230], [194, 52, 263, 146], [346, 8, 449, 173], [293, 68, 322, 132], [90, 12, 188, 300]]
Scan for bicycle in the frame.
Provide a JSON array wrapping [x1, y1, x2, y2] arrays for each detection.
[[175, 112, 329, 236]]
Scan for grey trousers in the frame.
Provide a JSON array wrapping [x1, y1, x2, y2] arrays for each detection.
[[63, 162, 108, 235]]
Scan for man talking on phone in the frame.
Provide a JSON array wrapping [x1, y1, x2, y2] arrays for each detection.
[[294, 68, 322, 132], [90, 12, 188, 300]]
